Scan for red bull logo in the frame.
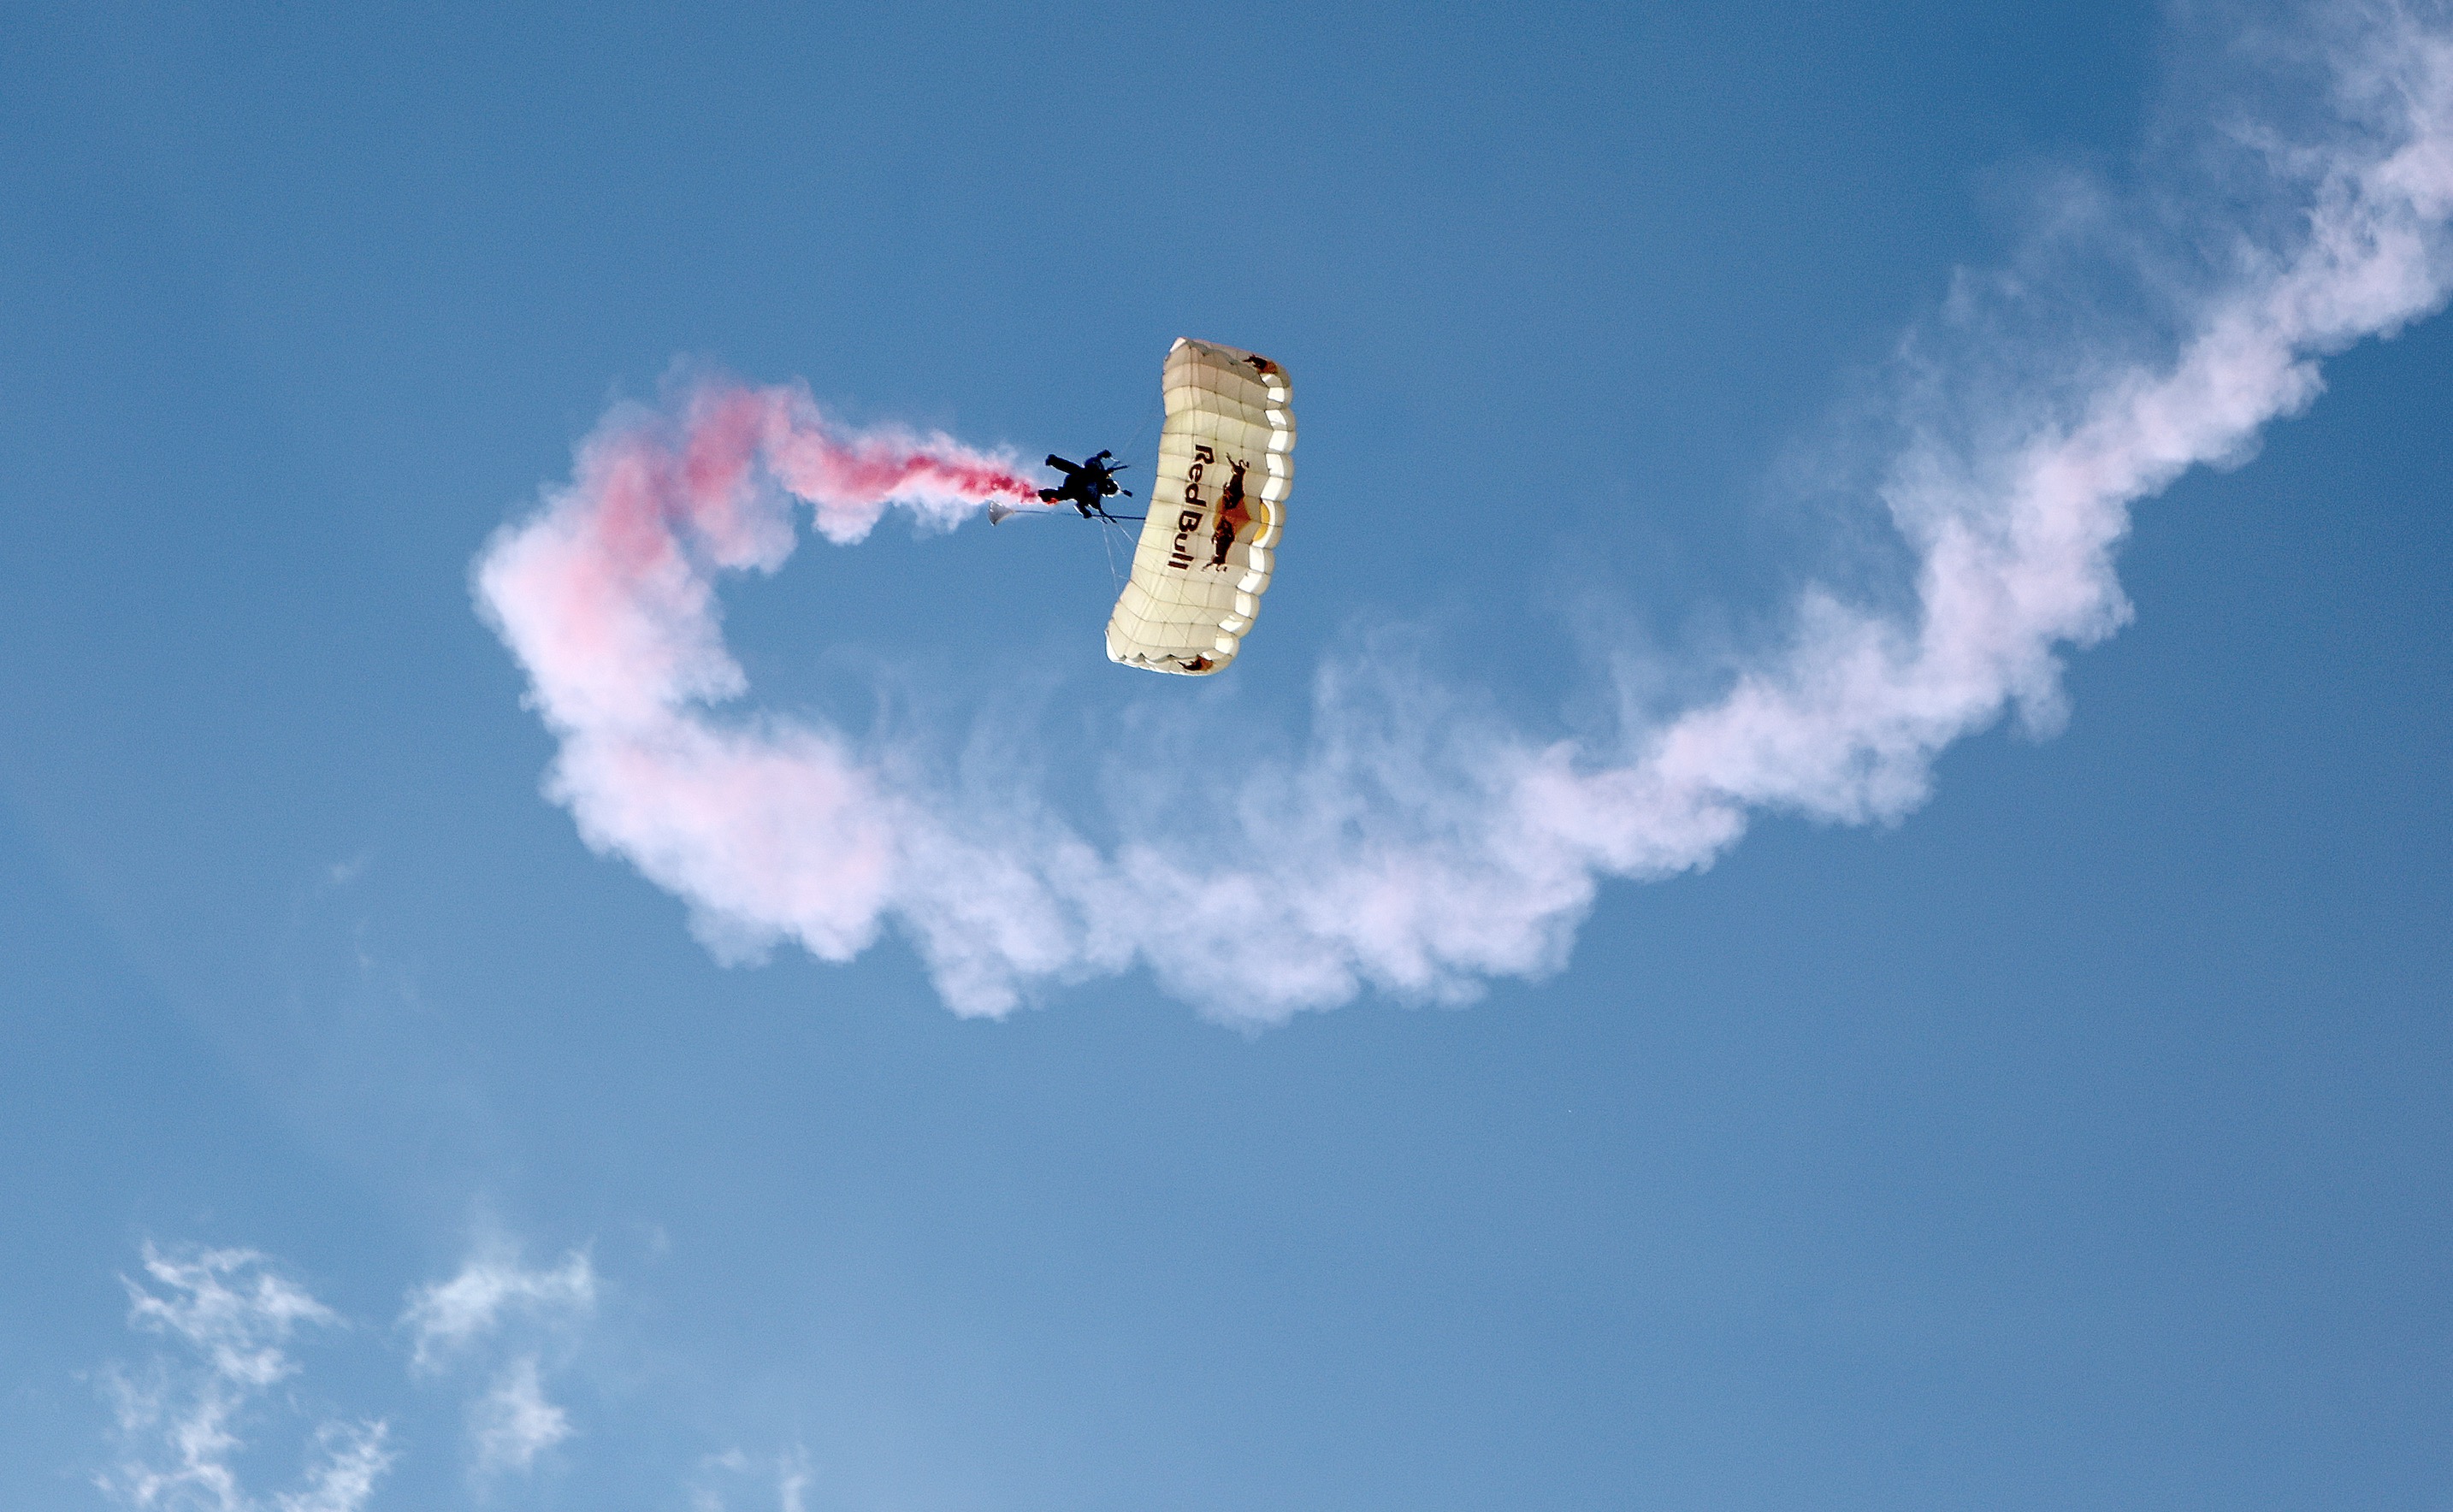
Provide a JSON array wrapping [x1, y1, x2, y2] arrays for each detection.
[[1166, 445, 1217, 570]]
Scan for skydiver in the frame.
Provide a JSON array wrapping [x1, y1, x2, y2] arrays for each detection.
[[1039, 450, 1132, 520]]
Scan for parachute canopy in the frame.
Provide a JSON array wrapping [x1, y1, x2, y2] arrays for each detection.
[[1105, 339, 1295, 676]]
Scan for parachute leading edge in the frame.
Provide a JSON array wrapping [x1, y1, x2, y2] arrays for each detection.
[[1105, 339, 1296, 676]]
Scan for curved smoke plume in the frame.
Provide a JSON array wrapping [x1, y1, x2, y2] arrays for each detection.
[[477, 4, 2453, 1022]]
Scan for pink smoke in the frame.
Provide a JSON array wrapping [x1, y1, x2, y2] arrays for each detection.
[[473, 381, 1043, 966], [479, 381, 1037, 735], [476, 5, 2453, 1022]]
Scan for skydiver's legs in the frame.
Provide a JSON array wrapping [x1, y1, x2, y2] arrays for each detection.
[[1043, 456, 1084, 505]]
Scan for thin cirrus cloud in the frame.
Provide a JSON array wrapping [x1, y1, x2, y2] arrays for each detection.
[[399, 1243, 596, 1477], [469, 1355, 574, 1476], [96, 1244, 392, 1512], [475, 3, 2453, 1024], [692, 1447, 814, 1512], [400, 1243, 595, 1374], [90, 1240, 607, 1506]]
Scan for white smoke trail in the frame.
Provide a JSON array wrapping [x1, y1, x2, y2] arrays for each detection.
[[476, 3, 2453, 1023]]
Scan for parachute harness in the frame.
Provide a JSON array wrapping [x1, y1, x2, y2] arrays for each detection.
[[1097, 510, 1127, 593], [1092, 395, 1164, 594]]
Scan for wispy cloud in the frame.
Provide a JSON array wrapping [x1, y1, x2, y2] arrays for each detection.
[[475, 3, 2453, 1023], [92, 1238, 834, 1508], [400, 1242, 596, 1479], [469, 1355, 573, 1474], [271, 1424, 395, 1512], [690, 1447, 814, 1512], [98, 1244, 391, 1512], [400, 1243, 595, 1373]]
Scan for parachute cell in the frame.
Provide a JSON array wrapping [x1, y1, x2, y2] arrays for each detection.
[[1104, 339, 1295, 676]]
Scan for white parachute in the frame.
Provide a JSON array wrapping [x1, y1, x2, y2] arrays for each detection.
[[1104, 339, 1296, 676]]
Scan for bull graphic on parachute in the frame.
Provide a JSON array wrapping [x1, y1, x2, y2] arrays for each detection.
[[1206, 458, 1252, 570]]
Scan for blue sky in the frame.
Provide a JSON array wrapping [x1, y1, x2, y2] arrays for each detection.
[[3, 2, 2450, 1508]]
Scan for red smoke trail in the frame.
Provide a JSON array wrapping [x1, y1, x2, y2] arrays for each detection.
[[637, 379, 1037, 557], [478, 378, 1040, 735]]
